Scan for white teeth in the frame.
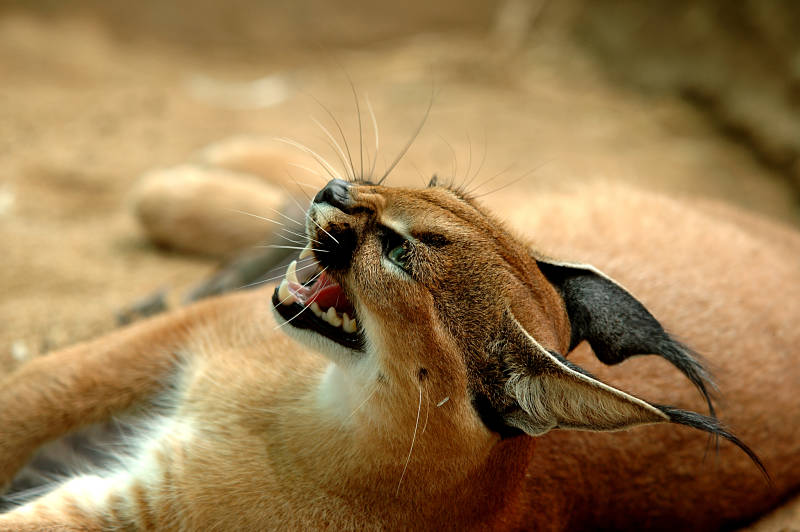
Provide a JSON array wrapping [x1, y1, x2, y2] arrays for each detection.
[[342, 313, 357, 333], [278, 279, 296, 305], [325, 306, 343, 327], [299, 245, 313, 260], [310, 302, 323, 317], [286, 260, 299, 284]]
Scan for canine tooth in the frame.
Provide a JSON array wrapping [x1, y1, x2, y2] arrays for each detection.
[[278, 279, 295, 305], [286, 260, 299, 284], [299, 245, 313, 260], [343, 315, 357, 334], [326, 306, 343, 327], [310, 302, 323, 317]]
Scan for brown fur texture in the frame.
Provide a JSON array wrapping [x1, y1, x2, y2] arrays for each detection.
[[0, 168, 798, 530]]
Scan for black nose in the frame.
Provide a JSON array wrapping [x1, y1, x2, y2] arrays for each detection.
[[314, 179, 352, 211]]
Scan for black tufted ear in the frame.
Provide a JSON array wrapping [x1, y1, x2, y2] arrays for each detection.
[[536, 259, 716, 416]]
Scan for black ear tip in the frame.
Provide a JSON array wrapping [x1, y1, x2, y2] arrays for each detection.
[[656, 405, 770, 484], [662, 338, 721, 416]]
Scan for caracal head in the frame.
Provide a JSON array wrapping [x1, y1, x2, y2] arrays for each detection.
[[271, 178, 764, 471]]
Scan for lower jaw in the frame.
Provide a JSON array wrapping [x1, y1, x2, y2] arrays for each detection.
[[271, 289, 365, 351]]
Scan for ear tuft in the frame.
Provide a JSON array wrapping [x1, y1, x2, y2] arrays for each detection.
[[537, 260, 717, 416], [655, 405, 770, 481]]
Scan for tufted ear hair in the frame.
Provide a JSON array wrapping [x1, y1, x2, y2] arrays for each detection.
[[535, 258, 716, 416], [502, 313, 767, 476]]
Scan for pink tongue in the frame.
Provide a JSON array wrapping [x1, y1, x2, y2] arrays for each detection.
[[289, 273, 355, 315], [308, 285, 348, 310]]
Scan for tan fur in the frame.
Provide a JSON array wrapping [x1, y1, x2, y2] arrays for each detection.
[[1, 165, 798, 530]]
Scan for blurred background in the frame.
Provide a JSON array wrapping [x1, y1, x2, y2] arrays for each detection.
[[1, 1, 799, 527], [2, 0, 800, 366]]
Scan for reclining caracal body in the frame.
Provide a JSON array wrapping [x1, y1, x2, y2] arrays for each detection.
[[0, 175, 798, 530]]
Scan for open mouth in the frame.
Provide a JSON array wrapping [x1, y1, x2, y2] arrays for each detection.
[[272, 246, 364, 351]]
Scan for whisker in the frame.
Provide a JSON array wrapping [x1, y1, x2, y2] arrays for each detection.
[[275, 234, 307, 245], [438, 134, 458, 188], [396, 384, 423, 496], [256, 245, 330, 252], [461, 130, 488, 192], [463, 133, 473, 190], [285, 172, 314, 203], [408, 159, 429, 187], [276, 137, 345, 182], [377, 89, 435, 185], [289, 180, 320, 190], [279, 183, 341, 246], [228, 208, 284, 226], [280, 227, 322, 245], [347, 78, 364, 180], [246, 201, 305, 227], [312, 117, 354, 181], [289, 162, 326, 180], [366, 94, 380, 181], [310, 95, 357, 183], [238, 261, 319, 289], [469, 159, 553, 198], [471, 168, 537, 199], [420, 386, 431, 436], [465, 162, 516, 197]]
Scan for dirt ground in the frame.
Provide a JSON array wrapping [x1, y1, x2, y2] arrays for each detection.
[[1, 2, 798, 529]]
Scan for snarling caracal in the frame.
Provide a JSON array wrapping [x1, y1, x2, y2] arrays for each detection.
[[1, 174, 798, 530]]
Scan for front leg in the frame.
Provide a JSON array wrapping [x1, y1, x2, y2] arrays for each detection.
[[0, 294, 238, 493]]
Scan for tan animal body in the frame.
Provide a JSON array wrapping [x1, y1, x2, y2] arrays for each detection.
[[0, 167, 798, 530]]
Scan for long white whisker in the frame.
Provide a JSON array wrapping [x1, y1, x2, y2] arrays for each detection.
[[366, 94, 380, 181], [377, 88, 434, 185], [275, 234, 307, 245], [289, 162, 326, 179], [396, 384, 423, 497], [463, 133, 473, 190], [256, 245, 330, 252], [239, 261, 319, 289], [247, 202, 305, 227], [279, 227, 322, 245], [465, 163, 515, 197], [421, 386, 431, 436], [348, 78, 364, 180], [310, 95, 357, 182], [276, 137, 345, 182], [228, 209, 284, 226], [313, 117, 354, 181], [462, 129, 488, 191], [290, 181, 320, 190]]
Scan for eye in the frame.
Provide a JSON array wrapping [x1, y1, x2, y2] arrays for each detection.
[[387, 241, 409, 268], [381, 228, 411, 271]]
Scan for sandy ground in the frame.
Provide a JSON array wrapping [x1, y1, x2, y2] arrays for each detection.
[[0, 6, 797, 528]]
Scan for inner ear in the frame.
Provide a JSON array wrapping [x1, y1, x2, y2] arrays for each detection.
[[502, 317, 669, 435], [536, 258, 716, 416]]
